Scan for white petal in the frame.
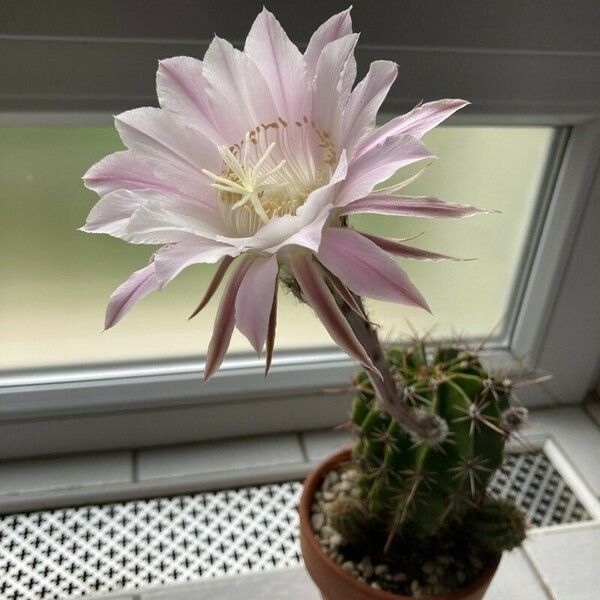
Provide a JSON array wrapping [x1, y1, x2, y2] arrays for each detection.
[[304, 8, 353, 79], [154, 240, 238, 288], [83, 150, 216, 207], [235, 254, 279, 354], [202, 36, 278, 144], [105, 263, 158, 329], [115, 107, 221, 176], [355, 99, 469, 158], [337, 135, 435, 207], [81, 189, 145, 237], [123, 191, 228, 245], [312, 34, 359, 145], [156, 56, 226, 145], [342, 60, 398, 156], [244, 8, 309, 121]]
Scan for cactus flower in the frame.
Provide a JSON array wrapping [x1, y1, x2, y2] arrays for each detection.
[[82, 7, 482, 379]]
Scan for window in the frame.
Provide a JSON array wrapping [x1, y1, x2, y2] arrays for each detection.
[[0, 124, 557, 371], [1, 2, 599, 458]]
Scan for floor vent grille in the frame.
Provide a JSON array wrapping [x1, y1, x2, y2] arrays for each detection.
[[0, 451, 590, 600]]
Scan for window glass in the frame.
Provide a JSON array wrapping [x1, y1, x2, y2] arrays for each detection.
[[0, 125, 555, 370]]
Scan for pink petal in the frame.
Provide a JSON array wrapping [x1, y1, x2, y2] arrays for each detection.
[[156, 57, 225, 145], [244, 8, 309, 121], [304, 8, 352, 79], [317, 228, 430, 311], [265, 286, 278, 376], [361, 233, 466, 262], [312, 33, 359, 143], [123, 190, 228, 245], [154, 239, 237, 288], [202, 36, 278, 144], [337, 135, 435, 207], [340, 195, 489, 218], [291, 254, 377, 373], [115, 107, 221, 176], [83, 151, 155, 196], [342, 60, 398, 156], [81, 189, 144, 237], [247, 151, 348, 254], [355, 99, 469, 159], [83, 150, 215, 204], [322, 267, 373, 324], [204, 258, 253, 380], [235, 254, 279, 354], [105, 263, 158, 329], [189, 256, 234, 320]]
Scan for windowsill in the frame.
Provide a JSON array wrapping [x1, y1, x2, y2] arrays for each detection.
[[2, 404, 600, 514]]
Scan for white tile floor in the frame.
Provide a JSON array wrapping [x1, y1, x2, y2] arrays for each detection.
[[2, 401, 600, 599]]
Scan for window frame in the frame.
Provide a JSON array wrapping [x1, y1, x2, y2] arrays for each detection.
[[2, 2, 600, 458]]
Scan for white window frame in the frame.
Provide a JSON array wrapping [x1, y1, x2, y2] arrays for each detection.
[[1, 2, 600, 458]]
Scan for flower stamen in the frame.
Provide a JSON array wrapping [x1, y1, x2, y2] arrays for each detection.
[[202, 134, 288, 225]]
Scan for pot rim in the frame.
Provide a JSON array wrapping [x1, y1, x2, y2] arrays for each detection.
[[299, 448, 501, 600]]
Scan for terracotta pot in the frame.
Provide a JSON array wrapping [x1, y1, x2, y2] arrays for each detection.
[[299, 449, 500, 600]]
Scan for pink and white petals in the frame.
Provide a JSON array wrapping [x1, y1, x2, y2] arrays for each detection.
[[204, 258, 254, 380], [122, 191, 226, 245], [202, 36, 278, 145], [337, 135, 435, 207], [83, 150, 215, 203], [340, 195, 489, 219], [312, 33, 359, 143], [342, 60, 398, 155], [154, 240, 238, 289], [304, 8, 352, 79], [317, 228, 430, 311], [322, 269, 373, 325], [156, 57, 225, 146], [115, 108, 221, 176], [244, 8, 309, 122], [80, 189, 145, 237], [83, 151, 156, 197], [355, 99, 469, 158], [234, 254, 279, 355], [189, 256, 234, 320], [105, 263, 159, 330], [291, 253, 378, 374], [82, 6, 479, 379], [362, 232, 467, 262], [265, 284, 278, 376]]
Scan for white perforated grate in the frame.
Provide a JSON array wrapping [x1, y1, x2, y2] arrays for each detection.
[[0, 452, 591, 600], [488, 451, 590, 527]]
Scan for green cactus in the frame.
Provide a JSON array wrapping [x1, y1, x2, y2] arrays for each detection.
[[462, 498, 527, 553], [348, 342, 518, 547], [327, 496, 375, 545]]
